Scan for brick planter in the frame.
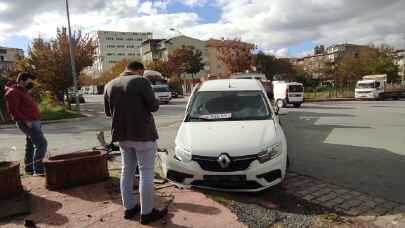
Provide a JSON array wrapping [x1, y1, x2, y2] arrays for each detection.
[[0, 161, 23, 200], [43, 150, 109, 190]]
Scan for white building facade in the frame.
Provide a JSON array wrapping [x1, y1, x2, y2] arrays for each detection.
[[0, 46, 24, 74], [92, 31, 152, 74]]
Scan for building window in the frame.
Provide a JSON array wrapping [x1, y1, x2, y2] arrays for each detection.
[[106, 37, 114, 41], [127, 45, 135, 48], [0, 56, 4, 62], [107, 53, 114, 56], [127, 38, 134, 41], [117, 53, 125, 56], [116, 45, 125, 48], [116, 37, 124, 41], [107, 45, 116, 48], [109, 60, 117, 64]]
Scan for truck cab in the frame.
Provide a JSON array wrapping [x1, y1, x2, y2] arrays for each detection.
[[355, 80, 384, 99]]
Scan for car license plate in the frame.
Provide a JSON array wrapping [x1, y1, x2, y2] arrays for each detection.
[[204, 175, 246, 182]]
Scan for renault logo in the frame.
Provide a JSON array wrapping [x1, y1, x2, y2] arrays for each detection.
[[217, 154, 231, 169]]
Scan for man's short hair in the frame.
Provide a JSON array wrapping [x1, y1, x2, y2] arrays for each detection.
[[17, 72, 36, 82], [127, 61, 144, 72]]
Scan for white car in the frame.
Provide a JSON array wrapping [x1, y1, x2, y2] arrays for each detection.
[[152, 85, 172, 104], [273, 81, 304, 108], [162, 79, 288, 192]]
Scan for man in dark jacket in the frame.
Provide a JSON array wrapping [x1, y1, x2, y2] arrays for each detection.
[[4, 72, 48, 176], [104, 61, 167, 224]]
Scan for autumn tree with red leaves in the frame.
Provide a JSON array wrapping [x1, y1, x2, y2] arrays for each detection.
[[216, 39, 256, 75]]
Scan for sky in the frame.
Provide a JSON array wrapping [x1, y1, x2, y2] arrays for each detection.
[[0, 0, 405, 57]]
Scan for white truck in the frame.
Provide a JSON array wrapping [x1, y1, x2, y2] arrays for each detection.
[[273, 81, 304, 108], [355, 75, 405, 100]]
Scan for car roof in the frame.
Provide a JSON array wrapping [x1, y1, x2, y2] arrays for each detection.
[[358, 80, 376, 84], [198, 79, 264, 92]]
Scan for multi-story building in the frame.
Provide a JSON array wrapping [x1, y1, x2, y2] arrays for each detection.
[[92, 31, 152, 74], [0, 46, 24, 75], [141, 39, 165, 63]]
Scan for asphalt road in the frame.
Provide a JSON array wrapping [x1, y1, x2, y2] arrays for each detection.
[[0, 95, 186, 162], [281, 100, 405, 204], [1, 96, 404, 204]]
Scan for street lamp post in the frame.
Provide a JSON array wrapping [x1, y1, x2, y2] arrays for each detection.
[[65, 0, 80, 111]]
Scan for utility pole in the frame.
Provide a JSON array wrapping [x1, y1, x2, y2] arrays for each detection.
[[65, 0, 80, 111]]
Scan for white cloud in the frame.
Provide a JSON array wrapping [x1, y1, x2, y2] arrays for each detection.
[[1, 0, 405, 55]]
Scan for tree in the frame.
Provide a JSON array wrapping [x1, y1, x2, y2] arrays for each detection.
[[168, 46, 205, 79], [146, 59, 173, 78], [254, 52, 296, 80], [21, 28, 97, 106], [217, 39, 255, 75], [336, 46, 398, 85]]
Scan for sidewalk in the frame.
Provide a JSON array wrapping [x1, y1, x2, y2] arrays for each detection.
[[0, 177, 245, 228]]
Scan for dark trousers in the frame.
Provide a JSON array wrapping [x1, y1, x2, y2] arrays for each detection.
[[17, 121, 48, 174]]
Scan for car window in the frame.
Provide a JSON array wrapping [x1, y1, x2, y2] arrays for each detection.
[[356, 83, 374, 89], [153, 87, 170, 92], [288, 85, 303, 92], [186, 91, 271, 122]]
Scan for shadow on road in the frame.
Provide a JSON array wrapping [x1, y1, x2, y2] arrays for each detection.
[[281, 109, 405, 207]]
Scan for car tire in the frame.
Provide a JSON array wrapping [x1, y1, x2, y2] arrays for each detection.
[[276, 99, 285, 109]]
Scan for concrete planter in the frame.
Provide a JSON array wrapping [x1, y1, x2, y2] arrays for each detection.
[[43, 150, 109, 190], [0, 161, 23, 200]]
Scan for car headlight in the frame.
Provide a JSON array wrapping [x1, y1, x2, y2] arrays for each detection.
[[257, 144, 282, 163], [175, 146, 192, 162]]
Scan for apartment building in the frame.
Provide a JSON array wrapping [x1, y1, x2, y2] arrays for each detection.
[[0, 46, 24, 75], [92, 31, 152, 73], [393, 49, 405, 83]]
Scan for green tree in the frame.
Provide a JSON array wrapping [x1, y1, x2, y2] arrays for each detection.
[[254, 52, 295, 80], [21, 28, 97, 106], [168, 46, 205, 79]]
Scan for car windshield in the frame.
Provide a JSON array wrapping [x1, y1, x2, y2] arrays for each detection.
[[289, 85, 303, 92], [356, 83, 374, 89], [186, 91, 271, 122], [153, 87, 170, 92]]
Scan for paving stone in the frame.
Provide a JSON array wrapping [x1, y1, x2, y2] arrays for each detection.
[[333, 188, 349, 195], [317, 193, 338, 203], [391, 205, 405, 215], [360, 200, 378, 209], [323, 197, 346, 208], [368, 207, 391, 216], [339, 200, 362, 210], [380, 201, 400, 210], [302, 194, 316, 201]]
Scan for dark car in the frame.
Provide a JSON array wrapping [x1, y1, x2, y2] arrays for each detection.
[[66, 93, 85, 103], [170, 89, 180, 98]]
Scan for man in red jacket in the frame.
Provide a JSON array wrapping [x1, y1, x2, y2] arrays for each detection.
[[4, 72, 48, 176]]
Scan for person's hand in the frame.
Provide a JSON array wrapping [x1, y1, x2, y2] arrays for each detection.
[[25, 121, 33, 129]]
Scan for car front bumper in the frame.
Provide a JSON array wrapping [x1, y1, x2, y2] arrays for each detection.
[[166, 154, 287, 192]]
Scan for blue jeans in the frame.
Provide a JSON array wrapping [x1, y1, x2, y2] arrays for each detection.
[[17, 121, 48, 174], [119, 141, 156, 215]]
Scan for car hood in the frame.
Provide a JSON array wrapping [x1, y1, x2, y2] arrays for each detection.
[[175, 120, 279, 157]]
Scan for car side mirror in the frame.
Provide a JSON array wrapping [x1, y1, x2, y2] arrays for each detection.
[[274, 106, 280, 115]]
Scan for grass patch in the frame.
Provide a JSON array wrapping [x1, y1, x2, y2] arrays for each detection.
[[39, 97, 83, 121]]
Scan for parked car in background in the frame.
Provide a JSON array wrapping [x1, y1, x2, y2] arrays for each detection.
[[355, 74, 405, 100], [65, 92, 85, 103], [273, 81, 304, 108], [162, 79, 288, 192], [170, 89, 180, 98], [152, 85, 172, 104]]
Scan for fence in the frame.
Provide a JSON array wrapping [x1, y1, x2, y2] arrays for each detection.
[[304, 85, 355, 100]]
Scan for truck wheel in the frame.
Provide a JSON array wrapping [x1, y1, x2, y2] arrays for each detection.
[[293, 103, 301, 108], [277, 99, 285, 108]]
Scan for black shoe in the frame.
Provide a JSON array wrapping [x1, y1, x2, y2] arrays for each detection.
[[140, 208, 168, 225], [124, 205, 141, 219]]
